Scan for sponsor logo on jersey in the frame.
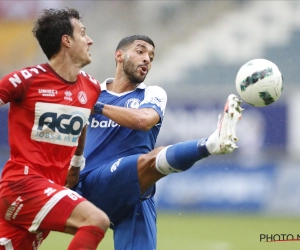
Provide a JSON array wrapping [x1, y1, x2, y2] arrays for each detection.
[[38, 89, 58, 97], [124, 98, 140, 109], [111, 158, 123, 172], [32, 232, 44, 250], [90, 117, 119, 128], [64, 91, 72, 101], [78, 91, 87, 104], [31, 102, 90, 146], [5, 196, 23, 220]]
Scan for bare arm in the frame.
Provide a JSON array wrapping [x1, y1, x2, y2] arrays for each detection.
[[92, 85, 166, 131], [101, 105, 160, 131], [65, 125, 87, 188]]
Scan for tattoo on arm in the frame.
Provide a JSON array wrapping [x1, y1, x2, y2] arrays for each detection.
[[75, 125, 87, 156]]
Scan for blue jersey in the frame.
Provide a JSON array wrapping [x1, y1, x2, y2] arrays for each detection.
[[81, 78, 167, 177], [76, 78, 167, 249]]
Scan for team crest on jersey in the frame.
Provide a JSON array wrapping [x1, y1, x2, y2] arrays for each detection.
[[78, 91, 87, 104], [64, 91, 72, 101], [124, 98, 140, 109]]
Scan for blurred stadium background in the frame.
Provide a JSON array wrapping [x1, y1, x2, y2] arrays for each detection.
[[1, 1, 300, 249]]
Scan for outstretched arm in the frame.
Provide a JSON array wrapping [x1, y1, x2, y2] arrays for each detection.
[[93, 85, 167, 131], [95, 103, 160, 131], [65, 125, 87, 188]]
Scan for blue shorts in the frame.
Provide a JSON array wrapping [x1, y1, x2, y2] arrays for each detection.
[[76, 154, 157, 249], [114, 198, 157, 250]]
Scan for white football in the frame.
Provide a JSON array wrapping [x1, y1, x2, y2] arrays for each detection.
[[235, 59, 283, 107]]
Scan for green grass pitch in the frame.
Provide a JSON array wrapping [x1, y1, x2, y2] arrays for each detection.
[[39, 213, 300, 250]]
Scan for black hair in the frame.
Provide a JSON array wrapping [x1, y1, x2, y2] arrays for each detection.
[[32, 8, 81, 59], [116, 35, 155, 51]]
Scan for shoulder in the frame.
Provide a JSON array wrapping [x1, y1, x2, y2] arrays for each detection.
[[0, 64, 49, 103], [79, 70, 100, 84], [146, 85, 165, 92], [99, 78, 113, 92], [141, 85, 167, 111], [2, 64, 48, 83], [79, 70, 101, 91], [0, 64, 49, 90], [144, 85, 167, 99]]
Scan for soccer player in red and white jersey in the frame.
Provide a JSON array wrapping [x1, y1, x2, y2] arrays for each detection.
[[0, 8, 110, 250]]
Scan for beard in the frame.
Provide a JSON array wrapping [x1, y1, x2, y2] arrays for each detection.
[[123, 57, 147, 85]]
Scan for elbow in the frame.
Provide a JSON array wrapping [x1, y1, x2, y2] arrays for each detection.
[[140, 125, 152, 132], [134, 119, 153, 131], [131, 111, 159, 131]]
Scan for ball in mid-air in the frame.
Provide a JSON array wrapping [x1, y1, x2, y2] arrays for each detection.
[[235, 59, 283, 107]]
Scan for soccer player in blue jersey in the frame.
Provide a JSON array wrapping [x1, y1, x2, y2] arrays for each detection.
[[68, 35, 243, 250]]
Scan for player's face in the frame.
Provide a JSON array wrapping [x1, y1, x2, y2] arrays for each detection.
[[123, 40, 154, 84], [69, 18, 93, 68]]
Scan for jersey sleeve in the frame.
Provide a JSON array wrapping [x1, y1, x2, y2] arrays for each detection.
[[139, 85, 167, 121], [0, 70, 28, 105]]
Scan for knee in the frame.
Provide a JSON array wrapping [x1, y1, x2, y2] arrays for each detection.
[[140, 147, 165, 165], [69, 201, 111, 232], [88, 209, 110, 231]]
